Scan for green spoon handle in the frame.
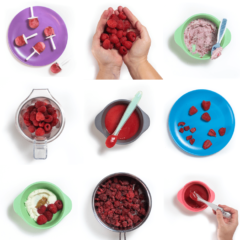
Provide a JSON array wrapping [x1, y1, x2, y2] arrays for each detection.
[[113, 91, 142, 136]]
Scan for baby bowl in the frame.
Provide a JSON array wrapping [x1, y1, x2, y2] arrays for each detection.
[[13, 181, 72, 229], [177, 180, 215, 212], [95, 99, 150, 145], [15, 89, 66, 160], [174, 13, 231, 60], [92, 172, 152, 239]]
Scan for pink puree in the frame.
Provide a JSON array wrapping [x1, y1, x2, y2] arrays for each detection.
[[184, 19, 218, 57], [211, 47, 223, 60]]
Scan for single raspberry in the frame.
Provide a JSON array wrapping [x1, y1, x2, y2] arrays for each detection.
[[23, 112, 30, 120], [38, 106, 46, 113], [123, 31, 127, 37], [35, 101, 45, 108], [39, 122, 45, 127], [179, 128, 184, 133], [27, 106, 35, 112], [107, 19, 118, 28], [219, 128, 226, 136], [109, 34, 119, 44], [109, 44, 114, 49], [123, 20, 131, 31], [51, 118, 59, 127], [202, 100, 211, 111], [45, 115, 53, 123], [208, 129, 216, 137], [52, 113, 58, 119], [32, 120, 39, 127], [30, 112, 36, 122], [190, 128, 196, 133], [55, 200, 63, 210], [118, 11, 127, 20], [37, 215, 47, 225], [24, 120, 32, 127], [35, 128, 45, 136], [202, 112, 211, 122], [178, 122, 185, 126], [190, 138, 195, 145], [37, 205, 46, 214], [184, 126, 190, 131], [110, 14, 119, 21], [115, 42, 121, 50], [102, 39, 111, 49], [203, 140, 212, 149], [44, 123, 52, 132], [47, 204, 58, 214], [120, 37, 127, 44], [117, 30, 123, 39], [47, 107, 55, 115], [111, 29, 117, 35], [36, 112, 45, 121], [46, 104, 53, 108], [116, 20, 124, 30], [127, 31, 136, 42], [106, 27, 113, 33], [119, 46, 128, 56], [100, 33, 109, 42], [43, 211, 53, 221], [122, 41, 132, 50], [186, 135, 192, 140], [28, 125, 35, 133], [189, 106, 198, 116]]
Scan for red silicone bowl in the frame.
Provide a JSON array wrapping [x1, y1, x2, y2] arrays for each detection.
[[177, 180, 215, 212]]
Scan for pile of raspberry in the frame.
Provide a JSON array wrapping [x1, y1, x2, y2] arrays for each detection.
[[100, 12, 136, 56], [22, 101, 59, 136], [37, 200, 63, 225], [95, 177, 147, 229]]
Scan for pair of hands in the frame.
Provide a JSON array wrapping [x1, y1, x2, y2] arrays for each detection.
[[92, 6, 151, 79], [213, 205, 238, 240]]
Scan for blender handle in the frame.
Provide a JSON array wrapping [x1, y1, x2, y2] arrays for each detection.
[[119, 232, 126, 240]]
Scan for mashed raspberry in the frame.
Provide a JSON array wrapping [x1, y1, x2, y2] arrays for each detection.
[[211, 47, 222, 60]]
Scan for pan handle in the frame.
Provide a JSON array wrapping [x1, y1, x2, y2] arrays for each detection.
[[119, 232, 126, 240]]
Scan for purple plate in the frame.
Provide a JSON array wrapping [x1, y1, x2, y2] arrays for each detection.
[[8, 6, 68, 66]]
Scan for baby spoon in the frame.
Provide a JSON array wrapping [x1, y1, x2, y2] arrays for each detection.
[[191, 192, 232, 219], [105, 91, 143, 148]]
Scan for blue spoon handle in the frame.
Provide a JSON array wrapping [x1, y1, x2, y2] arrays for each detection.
[[218, 19, 227, 44]]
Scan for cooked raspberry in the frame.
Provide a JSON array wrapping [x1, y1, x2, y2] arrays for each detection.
[[37, 205, 46, 214], [109, 44, 114, 49], [190, 128, 196, 133], [189, 106, 198, 116], [178, 122, 185, 126], [190, 138, 195, 145], [109, 34, 119, 44], [184, 126, 190, 131], [179, 128, 184, 133], [35, 101, 45, 108], [122, 41, 132, 50], [27, 106, 35, 112], [119, 46, 128, 56], [201, 112, 211, 122], [23, 112, 30, 120], [208, 129, 216, 137], [115, 42, 121, 50], [43, 211, 53, 221], [107, 19, 118, 28], [116, 20, 124, 30], [51, 118, 59, 127], [44, 123, 52, 132], [102, 39, 111, 49], [127, 31, 136, 42], [203, 140, 212, 149], [110, 14, 119, 21], [55, 200, 63, 210], [186, 135, 192, 140], [118, 11, 127, 20], [24, 119, 32, 127], [39, 122, 45, 127], [36, 112, 45, 121], [120, 37, 127, 44], [35, 128, 45, 136], [47, 107, 55, 115], [38, 106, 46, 113], [37, 215, 47, 225], [28, 125, 35, 133], [219, 128, 226, 136], [47, 204, 58, 214], [46, 104, 53, 108], [32, 120, 39, 127], [202, 100, 211, 111], [100, 33, 109, 42], [123, 20, 131, 31], [117, 30, 123, 39], [123, 31, 127, 37]]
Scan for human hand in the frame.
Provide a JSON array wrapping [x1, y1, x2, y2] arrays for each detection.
[[213, 205, 238, 240]]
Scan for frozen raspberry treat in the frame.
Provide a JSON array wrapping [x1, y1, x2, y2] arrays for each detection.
[[29, 18, 39, 29], [44, 27, 55, 37], [34, 42, 45, 54], [211, 47, 223, 60], [15, 35, 26, 47], [184, 19, 218, 57]]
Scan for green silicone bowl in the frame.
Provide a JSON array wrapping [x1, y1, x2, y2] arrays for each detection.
[[174, 13, 231, 60], [13, 181, 72, 229]]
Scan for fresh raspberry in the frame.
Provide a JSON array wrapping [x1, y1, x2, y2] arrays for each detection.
[[28, 125, 35, 133], [30, 112, 36, 122], [123, 31, 127, 37], [122, 221, 127, 228], [186, 135, 192, 140], [178, 122, 185, 126], [27, 106, 35, 112], [190, 138, 195, 145], [100, 33, 109, 42], [190, 128, 196, 133], [111, 29, 117, 35], [47, 107, 55, 115], [203, 140, 212, 149], [46, 104, 53, 108], [119, 46, 128, 56], [208, 129, 216, 137], [202, 100, 211, 111], [107, 19, 118, 28], [120, 37, 127, 44], [219, 128, 226, 136], [109, 44, 114, 49], [36, 112, 45, 121], [43, 211, 53, 221], [118, 11, 127, 20], [179, 128, 184, 133], [47, 204, 58, 214], [110, 14, 119, 21], [35, 128, 45, 136], [201, 112, 211, 122], [23, 112, 30, 120], [52, 113, 58, 119], [109, 34, 119, 44], [44, 123, 52, 132], [45, 115, 53, 122], [102, 39, 111, 49], [106, 27, 113, 33], [127, 31, 136, 42], [122, 41, 132, 50], [189, 106, 198, 116], [116, 20, 124, 30], [117, 30, 123, 39], [184, 126, 190, 131], [39, 122, 45, 127], [51, 118, 59, 127], [37, 215, 47, 225], [38, 106, 46, 113], [37, 205, 46, 214], [35, 101, 45, 108], [115, 42, 121, 50], [55, 200, 63, 210], [24, 120, 32, 127], [123, 20, 131, 31], [32, 120, 39, 127]]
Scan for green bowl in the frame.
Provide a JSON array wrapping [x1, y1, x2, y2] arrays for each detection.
[[174, 13, 231, 60], [13, 181, 72, 229]]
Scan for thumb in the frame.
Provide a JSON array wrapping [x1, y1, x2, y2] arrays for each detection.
[[135, 21, 150, 40], [216, 210, 225, 226]]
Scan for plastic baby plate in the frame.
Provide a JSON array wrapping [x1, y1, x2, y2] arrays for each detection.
[[168, 89, 235, 156], [8, 6, 68, 66]]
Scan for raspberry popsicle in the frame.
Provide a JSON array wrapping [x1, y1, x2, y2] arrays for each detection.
[[44, 26, 56, 50], [50, 59, 70, 74], [28, 7, 39, 29], [26, 42, 45, 61], [15, 33, 37, 47]]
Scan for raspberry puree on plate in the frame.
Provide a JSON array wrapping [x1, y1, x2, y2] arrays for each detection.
[[105, 104, 140, 140], [184, 184, 209, 208], [184, 19, 218, 57]]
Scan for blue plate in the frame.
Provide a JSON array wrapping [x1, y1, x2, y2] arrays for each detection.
[[169, 90, 235, 156]]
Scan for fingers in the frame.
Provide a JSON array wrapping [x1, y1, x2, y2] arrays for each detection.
[[212, 209, 216, 215], [118, 6, 123, 13], [216, 210, 226, 226], [135, 21, 150, 40], [219, 205, 238, 215], [123, 7, 139, 28], [96, 8, 113, 37]]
